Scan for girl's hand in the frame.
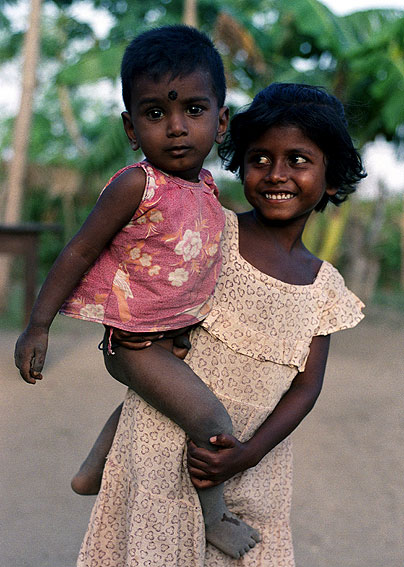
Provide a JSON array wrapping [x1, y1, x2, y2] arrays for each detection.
[[187, 434, 254, 489], [14, 327, 49, 384]]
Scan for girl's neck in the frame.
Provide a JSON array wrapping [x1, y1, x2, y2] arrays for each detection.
[[237, 210, 321, 285], [250, 209, 307, 252]]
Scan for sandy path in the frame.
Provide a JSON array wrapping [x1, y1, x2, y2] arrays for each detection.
[[1, 310, 403, 567]]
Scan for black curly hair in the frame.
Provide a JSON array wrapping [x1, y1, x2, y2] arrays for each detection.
[[219, 83, 366, 211], [121, 25, 226, 112]]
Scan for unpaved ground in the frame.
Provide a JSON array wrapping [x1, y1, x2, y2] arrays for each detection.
[[1, 309, 403, 567]]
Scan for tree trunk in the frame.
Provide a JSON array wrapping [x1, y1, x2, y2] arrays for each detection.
[[0, 0, 42, 310], [183, 0, 198, 27], [57, 84, 88, 156]]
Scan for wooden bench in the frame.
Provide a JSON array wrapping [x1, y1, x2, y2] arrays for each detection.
[[0, 224, 62, 326]]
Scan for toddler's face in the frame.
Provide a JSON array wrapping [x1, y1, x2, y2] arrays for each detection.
[[122, 70, 228, 182]]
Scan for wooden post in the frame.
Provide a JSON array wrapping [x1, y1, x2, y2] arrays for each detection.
[[0, 224, 61, 326]]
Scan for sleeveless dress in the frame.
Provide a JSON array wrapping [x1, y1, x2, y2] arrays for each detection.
[[77, 209, 364, 567], [60, 161, 224, 332]]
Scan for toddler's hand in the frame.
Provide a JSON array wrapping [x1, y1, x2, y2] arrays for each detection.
[[112, 328, 164, 349], [14, 327, 49, 384], [112, 328, 191, 359], [187, 433, 252, 489], [172, 332, 191, 359]]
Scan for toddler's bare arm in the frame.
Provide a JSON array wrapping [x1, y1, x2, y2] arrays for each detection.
[[15, 168, 146, 384]]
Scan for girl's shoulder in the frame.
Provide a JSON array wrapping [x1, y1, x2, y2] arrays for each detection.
[[218, 208, 239, 249], [315, 260, 349, 288], [308, 259, 358, 301], [222, 207, 238, 228], [313, 260, 365, 335]]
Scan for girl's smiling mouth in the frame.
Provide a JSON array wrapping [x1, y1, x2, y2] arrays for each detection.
[[263, 192, 295, 201]]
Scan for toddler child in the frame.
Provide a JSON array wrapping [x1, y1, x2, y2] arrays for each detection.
[[14, 25, 261, 559]]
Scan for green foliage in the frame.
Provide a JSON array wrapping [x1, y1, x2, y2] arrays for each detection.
[[57, 43, 123, 85], [344, 14, 404, 143], [0, 8, 11, 34], [41, 15, 94, 59], [216, 175, 249, 212], [275, 0, 351, 53], [373, 288, 404, 311], [1, 0, 404, 299], [0, 31, 23, 60], [22, 188, 66, 278], [374, 197, 402, 290], [79, 114, 136, 175]]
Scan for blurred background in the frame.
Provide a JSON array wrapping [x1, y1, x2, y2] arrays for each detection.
[[1, 0, 404, 325], [1, 1, 404, 566]]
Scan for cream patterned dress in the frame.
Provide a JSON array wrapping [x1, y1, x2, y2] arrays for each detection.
[[77, 209, 364, 567]]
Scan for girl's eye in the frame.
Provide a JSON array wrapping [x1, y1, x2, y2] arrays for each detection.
[[255, 155, 270, 165], [146, 108, 164, 120], [187, 105, 204, 116], [291, 155, 307, 165]]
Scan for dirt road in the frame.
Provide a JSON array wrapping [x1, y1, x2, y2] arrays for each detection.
[[1, 309, 403, 567]]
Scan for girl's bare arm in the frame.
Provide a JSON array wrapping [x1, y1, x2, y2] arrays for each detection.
[[187, 334, 330, 487], [15, 167, 146, 384]]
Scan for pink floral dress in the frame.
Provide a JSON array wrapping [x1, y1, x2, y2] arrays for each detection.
[[60, 161, 225, 332]]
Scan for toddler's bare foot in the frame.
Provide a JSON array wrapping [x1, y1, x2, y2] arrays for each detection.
[[205, 511, 261, 559]]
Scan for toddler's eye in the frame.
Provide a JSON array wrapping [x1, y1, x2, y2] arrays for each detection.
[[187, 105, 204, 115], [146, 108, 164, 120]]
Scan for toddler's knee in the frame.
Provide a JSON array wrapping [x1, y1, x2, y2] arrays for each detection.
[[215, 410, 233, 436], [196, 404, 233, 441]]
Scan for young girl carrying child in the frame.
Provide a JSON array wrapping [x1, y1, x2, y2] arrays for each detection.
[[14, 25, 262, 559], [71, 82, 366, 566]]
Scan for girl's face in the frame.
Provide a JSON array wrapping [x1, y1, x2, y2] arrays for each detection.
[[243, 124, 337, 224], [122, 70, 228, 182]]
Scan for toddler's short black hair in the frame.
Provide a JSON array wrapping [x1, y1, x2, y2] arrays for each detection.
[[121, 25, 226, 112], [219, 83, 366, 211]]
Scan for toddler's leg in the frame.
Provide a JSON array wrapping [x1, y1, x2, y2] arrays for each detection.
[[71, 403, 123, 495], [104, 343, 261, 559], [71, 332, 192, 495]]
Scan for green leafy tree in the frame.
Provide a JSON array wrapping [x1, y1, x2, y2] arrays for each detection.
[[1, 0, 404, 308]]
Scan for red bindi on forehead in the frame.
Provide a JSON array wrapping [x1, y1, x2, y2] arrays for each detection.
[[168, 90, 178, 101]]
